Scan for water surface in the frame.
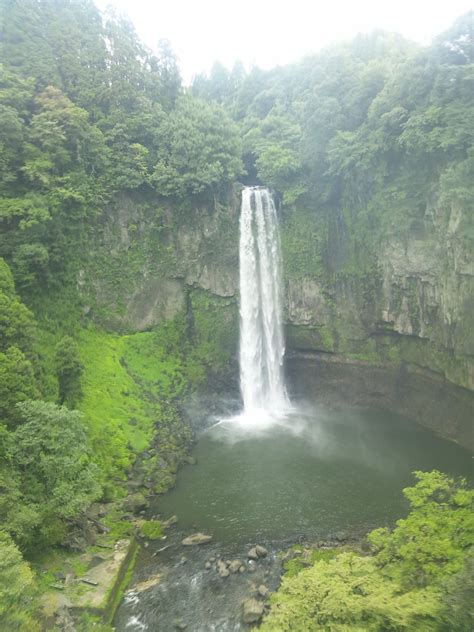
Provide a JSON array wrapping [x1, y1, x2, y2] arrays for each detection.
[[156, 403, 473, 543]]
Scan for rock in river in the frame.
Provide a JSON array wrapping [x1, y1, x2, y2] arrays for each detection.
[[162, 514, 178, 529], [228, 559, 242, 573], [247, 547, 258, 560], [217, 560, 230, 578], [248, 545, 268, 560], [242, 598, 265, 624], [181, 533, 212, 546]]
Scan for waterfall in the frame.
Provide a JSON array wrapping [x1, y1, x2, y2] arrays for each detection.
[[239, 186, 288, 416]]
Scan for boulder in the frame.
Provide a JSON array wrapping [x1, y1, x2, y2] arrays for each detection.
[[247, 547, 258, 560], [258, 584, 269, 598], [228, 559, 242, 573], [133, 574, 161, 592], [242, 598, 264, 624], [181, 533, 212, 546], [163, 515, 178, 529], [248, 544, 268, 560], [217, 560, 230, 578], [123, 493, 148, 514]]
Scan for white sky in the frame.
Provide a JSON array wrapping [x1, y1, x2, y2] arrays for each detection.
[[95, 0, 473, 83]]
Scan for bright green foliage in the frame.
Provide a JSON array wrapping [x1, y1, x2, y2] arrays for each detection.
[[262, 553, 441, 631], [369, 470, 474, 588], [261, 472, 474, 631], [283, 547, 340, 577], [139, 520, 163, 540], [55, 335, 83, 407], [255, 144, 302, 204], [77, 327, 180, 482], [2, 401, 100, 551], [0, 530, 39, 631], [76, 318, 206, 490]]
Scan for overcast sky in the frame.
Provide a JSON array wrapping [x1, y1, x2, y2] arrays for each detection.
[[95, 0, 473, 82]]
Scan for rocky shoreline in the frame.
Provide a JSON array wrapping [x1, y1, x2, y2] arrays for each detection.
[[114, 515, 365, 630]]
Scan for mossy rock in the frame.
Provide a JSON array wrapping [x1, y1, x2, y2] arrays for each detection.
[[138, 520, 163, 540], [123, 493, 148, 514]]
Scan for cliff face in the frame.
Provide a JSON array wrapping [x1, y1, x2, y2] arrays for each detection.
[[78, 191, 239, 330], [283, 198, 474, 392], [78, 187, 473, 394]]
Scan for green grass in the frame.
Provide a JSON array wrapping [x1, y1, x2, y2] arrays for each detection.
[[79, 329, 151, 454], [76, 321, 197, 489], [139, 520, 163, 540]]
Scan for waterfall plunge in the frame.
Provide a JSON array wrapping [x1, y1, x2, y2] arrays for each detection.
[[239, 187, 289, 418]]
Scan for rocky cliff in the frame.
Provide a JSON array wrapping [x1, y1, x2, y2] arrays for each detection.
[[78, 186, 473, 396], [283, 197, 474, 392]]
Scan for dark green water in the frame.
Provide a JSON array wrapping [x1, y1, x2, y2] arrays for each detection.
[[157, 404, 473, 543]]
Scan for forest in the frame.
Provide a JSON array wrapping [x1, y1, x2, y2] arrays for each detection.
[[0, 0, 473, 629]]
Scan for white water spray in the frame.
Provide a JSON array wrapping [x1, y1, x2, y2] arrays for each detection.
[[239, 187, 289, 419]]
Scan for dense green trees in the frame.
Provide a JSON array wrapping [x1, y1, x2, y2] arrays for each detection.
[[0, 258, 38, 425], [151, 95, 242, 196], [3, 0, 469, 292], [1, 401, 100, 551], [0, 0, 242, 291], [193, 13, 473, 237], [0, 258, 98, 556], [261, 472, 474, 631]]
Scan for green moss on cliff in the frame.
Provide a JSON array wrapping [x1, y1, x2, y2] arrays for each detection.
[[189, 289, 238, 370], [281, 208, 324, 282]]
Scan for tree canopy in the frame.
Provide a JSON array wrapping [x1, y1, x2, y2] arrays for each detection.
[[261, 471, 474, 631]]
